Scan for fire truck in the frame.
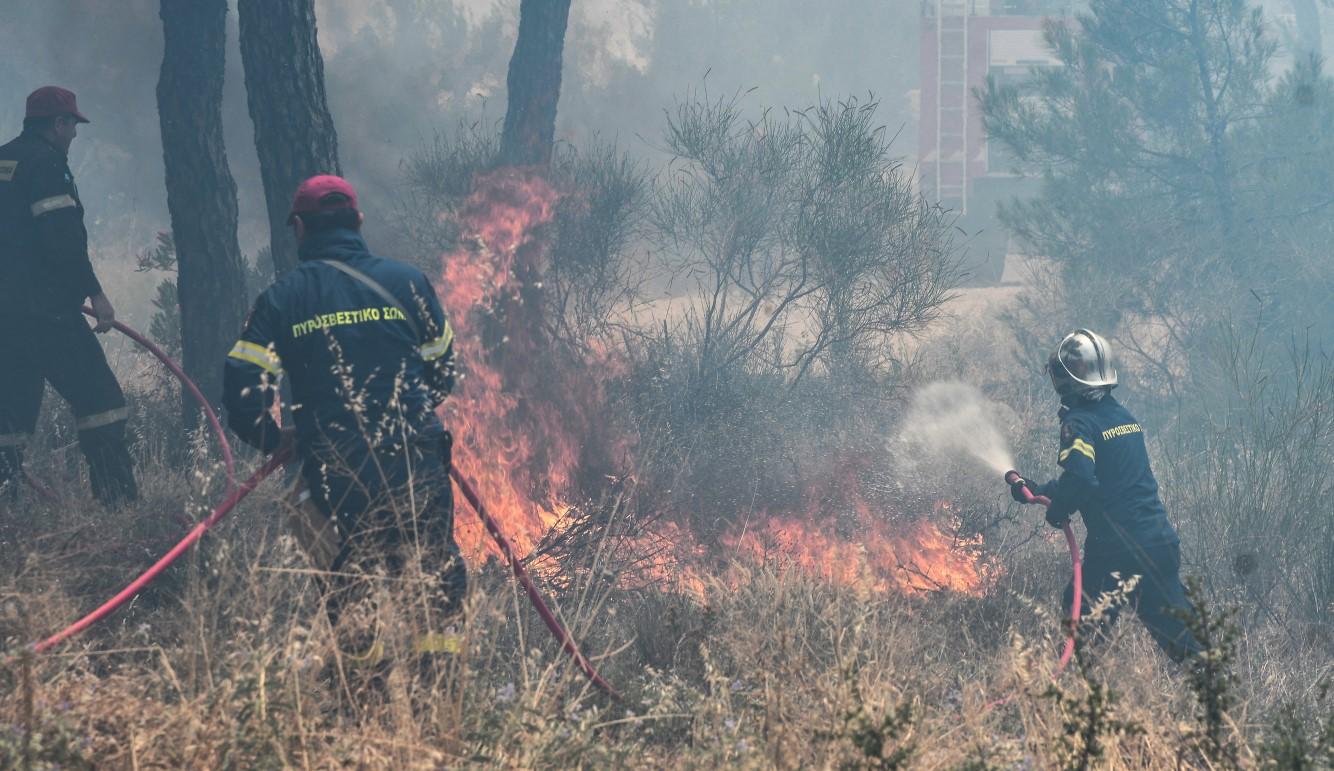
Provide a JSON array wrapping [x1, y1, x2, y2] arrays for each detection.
[[917, 0, 1072, 283]]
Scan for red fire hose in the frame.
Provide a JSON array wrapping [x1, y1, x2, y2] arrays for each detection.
[[85, 306, 236, 485], [21, 308, 237, 501], [32, 449, 290, 653], [1005, 471, 1082, 675], [9, 313, 617, 697], [451, 468, 619, 697]]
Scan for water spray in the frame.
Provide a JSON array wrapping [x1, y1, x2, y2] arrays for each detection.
[[898, 382, 1019, 477], [899, 382, 1083, 676]]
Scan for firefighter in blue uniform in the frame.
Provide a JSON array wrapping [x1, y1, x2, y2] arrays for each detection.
[[0, 86, 137, 506], [222, 175, 466, 679], [1009, 329, 1202, 661]]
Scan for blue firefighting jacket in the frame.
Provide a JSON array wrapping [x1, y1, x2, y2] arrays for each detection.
[[0, 131, 103, 316], [1035, 394, 1180, 551], [222, 228, 455, 465]]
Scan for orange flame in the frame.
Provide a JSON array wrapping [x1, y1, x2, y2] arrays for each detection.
[[435, 168, 993, 596], [723, 501, 990, 596], [438, 168, 568, 559]]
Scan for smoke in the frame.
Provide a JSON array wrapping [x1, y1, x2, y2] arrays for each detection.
[[895, 381, 1018, 479], [0, 0, 920, 331]]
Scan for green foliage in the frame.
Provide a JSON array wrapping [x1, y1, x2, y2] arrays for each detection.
[[1042, 660, 1145, 771], [393, 119, 502, 273], [1177, 579, 1241, 767], [135, 230, 177, 273], [1259, 699, 1333, 770], [948, 733, 1028, 771], [394, 123, 646, 353], [981, 0, 1334, 399], [133, 231, 273, 368], [149, 278, 182, 359], [0, 655, 93, 771], [545, 140, 649, 350], [654, 90, 960, 381], [817, 675, 917, 770], [135, 231, 183, 362], [1237, 59, 1334, 341], [951, 749, 1015, 771], [633, 90, 961, 533], [0, 717, 94, 770], [1159, 329, 1334, 626]]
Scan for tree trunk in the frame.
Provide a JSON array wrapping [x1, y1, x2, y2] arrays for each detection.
[[237, 0, 341, 277], [499, 0, 572, 167], [157, 0, 247, 423]]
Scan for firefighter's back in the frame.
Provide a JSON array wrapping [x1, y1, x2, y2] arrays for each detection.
[[0, 134, 63, 314], [1073, 396, 1179, 549], [262, 233, 446, 454]]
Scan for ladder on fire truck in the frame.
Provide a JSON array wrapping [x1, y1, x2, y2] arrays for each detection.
[[935, 0, 970, 213]]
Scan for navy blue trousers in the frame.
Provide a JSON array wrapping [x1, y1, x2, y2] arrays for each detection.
[[1064, 540, 1203, 662], [304, 431, 467, 634], [0, 312, 136, 505]]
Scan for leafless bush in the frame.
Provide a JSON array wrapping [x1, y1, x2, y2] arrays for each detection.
[[544, 140, 650, 351], [391, 121, 502, 275], [653, 89, 960, 383], [1158, 327, 1334, 632]]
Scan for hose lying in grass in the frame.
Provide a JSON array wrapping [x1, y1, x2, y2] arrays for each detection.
[[9, 313, 619, 697]]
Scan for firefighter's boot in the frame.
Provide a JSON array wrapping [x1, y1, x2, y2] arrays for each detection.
[[79, 420, 137, 507]]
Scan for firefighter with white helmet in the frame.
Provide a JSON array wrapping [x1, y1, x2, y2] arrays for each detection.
[[1009, 329, 1202, 661]]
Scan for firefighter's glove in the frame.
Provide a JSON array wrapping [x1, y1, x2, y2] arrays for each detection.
[[89, 292, 116, 334], [1045, 508, 1070, 530], [1009, 475, 1037, 504]]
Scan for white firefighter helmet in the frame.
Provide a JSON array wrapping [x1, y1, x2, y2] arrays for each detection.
[[1047, 328, 1118, 398]]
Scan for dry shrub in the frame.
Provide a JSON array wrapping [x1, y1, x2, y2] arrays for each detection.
[[4, 454, 1329, 770]]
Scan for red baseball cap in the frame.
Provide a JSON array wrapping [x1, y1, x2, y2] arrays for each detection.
[[26, 86, 90, 123], [288, 174, 359, 223]]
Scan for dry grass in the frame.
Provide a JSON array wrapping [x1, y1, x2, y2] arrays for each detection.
[[4, 280, 1329, 768], [1, 449, 1330, 770]]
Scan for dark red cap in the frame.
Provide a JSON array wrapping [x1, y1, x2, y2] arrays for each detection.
[[288, 174, 358, 223], [26, 86, 90, 123]]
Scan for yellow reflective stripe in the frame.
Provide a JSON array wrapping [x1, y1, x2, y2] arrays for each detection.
[[75, 407, 129, 431], [1059, 438, 1096, 463], [30, 194, 77, 216], [413, 632, 462, 655], [227, 340, 283, 376], [0, 432, 31, 448], [419, 321, 455, 362], [344, 641, 385, 667]]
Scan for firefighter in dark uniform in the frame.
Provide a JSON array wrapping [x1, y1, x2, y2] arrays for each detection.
[[0, 86, 137, 506], [1009, 329, 1202, 662], [222, 175, 466, 681]]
